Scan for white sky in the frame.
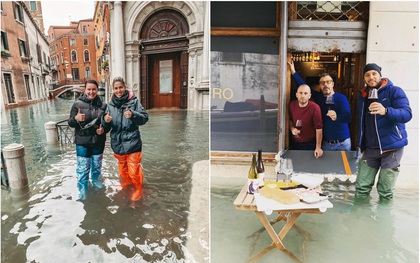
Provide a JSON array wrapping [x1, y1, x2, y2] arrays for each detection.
[[41, 1, 95, 34]]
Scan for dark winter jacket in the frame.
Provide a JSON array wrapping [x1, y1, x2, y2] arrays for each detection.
[[102, 90, 148, 155], [68, 94, 108, 146], [357, 78, 412, 153]]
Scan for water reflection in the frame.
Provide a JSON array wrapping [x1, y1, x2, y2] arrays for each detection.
[[1, 100, 209, 262]]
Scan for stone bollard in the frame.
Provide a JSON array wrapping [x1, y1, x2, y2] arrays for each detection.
[[44, 121, 58, 144], [2, 143, 29, 196]]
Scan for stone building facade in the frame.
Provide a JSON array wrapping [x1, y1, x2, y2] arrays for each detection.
[[109, 1, 209, 110], [93, 2, 111, 98]]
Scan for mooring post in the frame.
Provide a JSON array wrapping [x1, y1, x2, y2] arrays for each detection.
[[44, 121, 58, 144], [2, 143, 29, 196]]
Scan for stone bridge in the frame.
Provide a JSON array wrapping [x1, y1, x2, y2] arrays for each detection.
[[49, 85, 85, 99]]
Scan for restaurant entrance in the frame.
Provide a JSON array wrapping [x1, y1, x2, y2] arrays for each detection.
[[288, 52, 366, 150]]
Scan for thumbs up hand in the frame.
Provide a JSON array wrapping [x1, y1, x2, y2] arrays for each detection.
[[96, 124, 104, 135], [124, 107, 132, 119], [75, 108, 85, 122], [104, 111, 112, 123]]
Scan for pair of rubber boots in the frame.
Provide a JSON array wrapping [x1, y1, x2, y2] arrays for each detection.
[[114, 152, 144, 201], [76, 155, 104, 201], [355, 160, 399, 201]]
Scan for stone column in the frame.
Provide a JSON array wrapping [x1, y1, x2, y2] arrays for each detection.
[[110, 1, 125, 81], [2, 143, 29, 193], [199, 2, 210, 90], [44, 121, 58, 144]]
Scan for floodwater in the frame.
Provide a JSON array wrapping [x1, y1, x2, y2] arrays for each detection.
[[211, 178, 419, 263], [1, 99, 209, 262]]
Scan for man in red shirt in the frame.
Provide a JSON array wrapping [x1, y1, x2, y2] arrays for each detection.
[[289, 84, 324, 158]]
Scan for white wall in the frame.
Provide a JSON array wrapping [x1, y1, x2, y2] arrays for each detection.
[[24, 9, 51, 100], [366, 2, 419, 188]]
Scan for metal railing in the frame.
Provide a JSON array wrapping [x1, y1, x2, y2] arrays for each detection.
[[56, 120, 74, 145], [289, 1, 369, 22], [1, 152, 9, 188]]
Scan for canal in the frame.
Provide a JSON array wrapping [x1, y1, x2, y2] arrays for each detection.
[[1, 98, 209, 262]]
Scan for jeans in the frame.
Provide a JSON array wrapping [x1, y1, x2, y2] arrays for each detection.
[[322, 138, 351, 151], [75, 144, 105, 200]]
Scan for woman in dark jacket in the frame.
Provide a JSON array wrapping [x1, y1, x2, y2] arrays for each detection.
[[68, 80, 108, 201], [102, 77, 148, 201]]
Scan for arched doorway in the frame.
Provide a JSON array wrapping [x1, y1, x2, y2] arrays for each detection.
[[139, 10, 189, 109]]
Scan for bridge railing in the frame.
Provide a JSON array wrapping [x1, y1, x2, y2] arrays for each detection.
[[56, 120, 74, 145]]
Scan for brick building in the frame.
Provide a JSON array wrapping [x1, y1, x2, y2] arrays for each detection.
[[1, 1, 50, 109], [93, 2, 111, 98], [48, 19, 97, 89]]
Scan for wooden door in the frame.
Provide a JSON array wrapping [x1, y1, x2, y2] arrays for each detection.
[[150, 52, 181, 108]]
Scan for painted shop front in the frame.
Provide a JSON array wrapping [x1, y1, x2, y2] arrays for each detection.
[[210, 1, 369, 154]]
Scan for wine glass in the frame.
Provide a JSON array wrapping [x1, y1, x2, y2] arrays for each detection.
[[325, 95, 334, 110], [368, 88, 378, 102], [368, 88, 379, 113], [295, 119, 302, 138], [282, 158, 294, 184]]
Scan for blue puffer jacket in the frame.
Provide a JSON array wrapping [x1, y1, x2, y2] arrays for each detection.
[[102, 90, 148, 155], [357, 78, 412, 153]]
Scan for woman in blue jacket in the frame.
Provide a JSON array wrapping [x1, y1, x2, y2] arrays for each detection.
[[102, 77, 149, 201], [356, 63, 412, 201]]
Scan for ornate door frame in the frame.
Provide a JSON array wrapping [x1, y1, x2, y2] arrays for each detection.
[[139, 10, 190, 109]]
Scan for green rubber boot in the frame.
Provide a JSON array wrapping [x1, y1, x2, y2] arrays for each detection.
[[355, 160, 379, 199], [377, 167, 399, 201]]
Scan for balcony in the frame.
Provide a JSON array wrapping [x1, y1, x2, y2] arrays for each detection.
[[41, 65, 51, 75], [51, 64, 57, 72]]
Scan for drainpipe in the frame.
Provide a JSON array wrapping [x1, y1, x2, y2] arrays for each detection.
[[278, 2, 288, 153]]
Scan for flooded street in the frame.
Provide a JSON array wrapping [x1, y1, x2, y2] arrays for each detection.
[[211, 178, 419, 263], [1, 99, 209, 262]]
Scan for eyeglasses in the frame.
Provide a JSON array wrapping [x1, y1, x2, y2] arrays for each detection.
[[319, 80, 333, 85]]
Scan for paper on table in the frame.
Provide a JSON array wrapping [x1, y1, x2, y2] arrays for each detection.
[[291, 174, 324, 189], [254, 193, 333, 214]]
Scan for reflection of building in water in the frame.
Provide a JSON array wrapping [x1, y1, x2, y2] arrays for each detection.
[[210, 0, 419, 179]]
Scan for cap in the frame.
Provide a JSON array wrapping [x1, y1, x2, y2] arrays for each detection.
[[363, 63, 382, 76]]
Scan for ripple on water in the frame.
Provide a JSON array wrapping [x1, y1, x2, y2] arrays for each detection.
[[2, 102, 208, 262]]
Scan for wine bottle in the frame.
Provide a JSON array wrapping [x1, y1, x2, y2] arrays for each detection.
[[257, 149, 265, 187], [247, 153, 259, 194]]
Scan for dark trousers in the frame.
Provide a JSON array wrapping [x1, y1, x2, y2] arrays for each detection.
[[292, 139, 316, 150]]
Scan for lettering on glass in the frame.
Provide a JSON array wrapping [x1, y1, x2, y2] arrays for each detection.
[[159, 60, 173, 93], [212, 87, 234, 100]]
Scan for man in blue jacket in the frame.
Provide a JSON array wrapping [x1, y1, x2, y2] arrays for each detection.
[[288, 60, 352, 151], [356, 63, 412, 201]]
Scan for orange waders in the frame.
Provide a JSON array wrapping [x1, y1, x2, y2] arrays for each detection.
[[114, 152, 144, 201]]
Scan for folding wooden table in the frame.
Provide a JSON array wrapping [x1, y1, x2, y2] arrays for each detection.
[[233, 184, 333, 263]]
